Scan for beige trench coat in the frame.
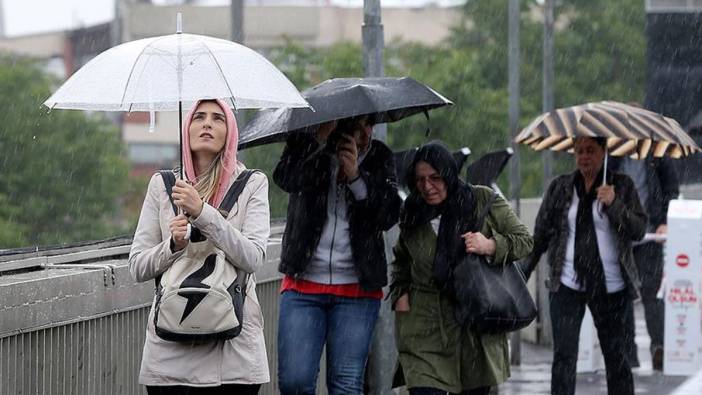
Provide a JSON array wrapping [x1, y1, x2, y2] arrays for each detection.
[[129, 163, 270, 387]]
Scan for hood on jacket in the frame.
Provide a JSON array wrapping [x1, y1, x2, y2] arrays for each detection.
[[181, 98, 239, 207]]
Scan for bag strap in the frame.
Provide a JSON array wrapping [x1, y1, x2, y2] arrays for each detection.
[[211, 170, 259, 294], [220, 170, 259, 291], [474, 191, 497, 232], [218, 169, 258, 215], [159, 169, 259, 217], [159, 170, 178, 216]]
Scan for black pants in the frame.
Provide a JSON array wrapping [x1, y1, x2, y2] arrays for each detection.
[[550, 286, 633, 395], [409, 386, 491, 395], [624, 242, 665, 357], [146, 384, 260, 395]]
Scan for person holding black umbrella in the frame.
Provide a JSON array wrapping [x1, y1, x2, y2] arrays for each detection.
[[274, 115, 401, 394], [521, 136, 647, 395]]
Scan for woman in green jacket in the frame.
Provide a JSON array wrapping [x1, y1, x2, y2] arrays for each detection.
[[390, 142, 533, 395]]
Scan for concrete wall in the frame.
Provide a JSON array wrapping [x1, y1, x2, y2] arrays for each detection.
[[121, 3, 460, 48], [122, 112, 181, 145], [0, 31, 65, 58], [646, 0, 702, 12]]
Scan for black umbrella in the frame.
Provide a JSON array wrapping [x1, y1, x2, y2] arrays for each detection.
[[238, 77, 453, 149], [465, 148, 513, 199], [465, 148, 513, 187]]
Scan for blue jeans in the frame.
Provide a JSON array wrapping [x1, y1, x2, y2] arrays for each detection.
[[409, 386, 491, 395], [277, 290, 381, 395]]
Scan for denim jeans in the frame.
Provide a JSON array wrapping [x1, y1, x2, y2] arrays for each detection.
[[409, 386, 491, 395], [277, 290, 381, 395], [550, 285, 633, 395]]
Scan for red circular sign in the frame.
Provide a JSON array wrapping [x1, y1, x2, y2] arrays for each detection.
[[676, 254, 690, 268]]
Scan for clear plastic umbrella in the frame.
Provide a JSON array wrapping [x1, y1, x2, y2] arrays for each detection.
[[45, 15, 308, 111], [44, 13, 309, 175]]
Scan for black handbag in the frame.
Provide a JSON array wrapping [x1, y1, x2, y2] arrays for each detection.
[[450, 192, 537, 333]]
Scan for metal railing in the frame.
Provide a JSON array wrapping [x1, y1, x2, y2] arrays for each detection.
[[0, 224, 297, 395]]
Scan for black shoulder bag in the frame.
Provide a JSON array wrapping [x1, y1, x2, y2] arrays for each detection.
[[450, 192, 537, 334]]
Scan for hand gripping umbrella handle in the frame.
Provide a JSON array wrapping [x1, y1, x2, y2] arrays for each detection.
[[602, 150, 608, 187]]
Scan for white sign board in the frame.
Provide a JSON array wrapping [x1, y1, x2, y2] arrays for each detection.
[[664, 200, 702, 376]]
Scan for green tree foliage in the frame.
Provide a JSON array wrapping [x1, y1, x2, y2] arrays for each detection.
[[245, 0, 646, 216], [0, 55, 129, 248]]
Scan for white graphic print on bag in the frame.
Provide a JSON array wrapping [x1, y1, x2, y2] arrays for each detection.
[[178, 254, 217, 324], [155, 240, 246, 341]]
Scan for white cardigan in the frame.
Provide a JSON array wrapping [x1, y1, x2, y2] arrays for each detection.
[[128, 163, 271, 387]]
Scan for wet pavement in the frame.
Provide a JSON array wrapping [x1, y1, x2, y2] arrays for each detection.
[[498, 303, 693, 394], [671, 369, 702, 395]]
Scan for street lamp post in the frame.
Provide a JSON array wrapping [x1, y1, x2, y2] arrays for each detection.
[[542, 0, 555, 189], [508, 0, 523, 366], [539, 0, 556, 346], [363, 0, 387, 142], [363, 1, 394, 394]]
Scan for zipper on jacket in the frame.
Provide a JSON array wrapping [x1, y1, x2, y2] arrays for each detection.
[[328, 183, 342, 284]]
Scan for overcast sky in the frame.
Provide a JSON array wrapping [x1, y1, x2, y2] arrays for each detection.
[[2, 0, 115, 37], [1, 0, 462, 37]]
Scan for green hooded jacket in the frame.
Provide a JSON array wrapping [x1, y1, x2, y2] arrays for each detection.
[[390, 185, 533, 392]]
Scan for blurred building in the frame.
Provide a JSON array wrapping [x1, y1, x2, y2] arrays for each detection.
[[0, 0, 460, 175], [645, 0, 702, 183]]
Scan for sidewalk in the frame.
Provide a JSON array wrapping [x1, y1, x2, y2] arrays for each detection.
[[671, 369, 702, 395], [498, 303, 693, 394]]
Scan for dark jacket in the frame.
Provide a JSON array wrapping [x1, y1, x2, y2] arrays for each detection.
[[523, 170, 647, 295], [273, 132, 401, 291], [609, 156, 679, 228]]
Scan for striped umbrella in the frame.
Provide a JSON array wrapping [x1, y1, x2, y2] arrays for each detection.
[[515, 101, 700, 159]]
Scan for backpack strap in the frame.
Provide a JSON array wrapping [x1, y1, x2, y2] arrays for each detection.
[[159, 169, 258, 217], [194, 169, 259, 292], [217, 169, 259, 216], [159, 170, 178, 216], [156, 170, 179, 288], [216, 169, 260, 293]]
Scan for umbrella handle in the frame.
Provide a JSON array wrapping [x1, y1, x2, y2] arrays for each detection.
[[602, 150, 608, 187], [179, 101, 184, 180]]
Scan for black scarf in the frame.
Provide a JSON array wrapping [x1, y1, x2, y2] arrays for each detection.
[[400, 142, 478, 290], [573, 169, 607, 297]]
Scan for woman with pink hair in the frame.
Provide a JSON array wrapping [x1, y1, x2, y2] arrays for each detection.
[[129, 99, 270, 394]]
